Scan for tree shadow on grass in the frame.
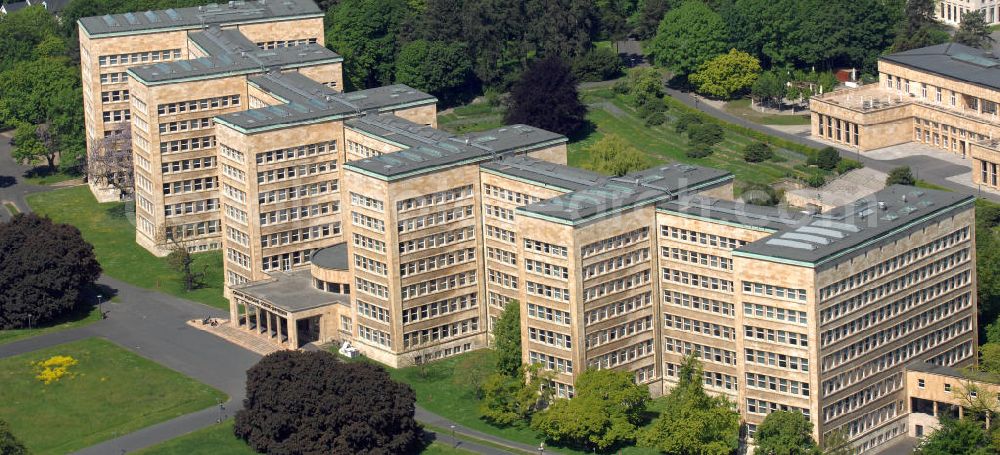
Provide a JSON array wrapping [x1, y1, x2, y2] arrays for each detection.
[[568, 119, 597, 142], [103, 199, 135, 222]]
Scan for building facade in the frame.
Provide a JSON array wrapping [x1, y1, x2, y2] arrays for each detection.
[[810, 43, 1000, 191], [937, 0, 1000, 25], [83, 3, 981, 453]]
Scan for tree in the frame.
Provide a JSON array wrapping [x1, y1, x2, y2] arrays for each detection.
[[524, 0, 596, 59], [618, 67, 664, 108], [166, 242, 207, 292], [689, 49, 761, 99], [459, 0, 530, 88], [234, 351, 421, 454], [572, 47, 623, 82], [11, 122, 56, 169], [0, 419, 27, 455], [479, 364, 553, 426], [893, 0, 949, 52], [639, 354, 740, 455], [751, 71, 787, 109], [325, 0, 412, 89], [648, 1, 728, 78], [0, 214, 101, 329], [886, 166, 916, 186], [742, 183, 781, 206], [87, 122, 134, 200], [395, 40, 473, 106], [954, 10, 995, 49], [493, 299, 522, 377], [0, 5, 59, 71], [815, 147, 841, 171], [754, 410, 820, 455], [532, 369, 650, 451], [916, 417, 992, 455], [743, 142, 774, 163], [674, 111, 703, 133], [505, 56, 587, 136], [687, 123, 724, 147], [583, 134, 649, 176], [822, 428, 852, 455], [631, 0, 670, 40]]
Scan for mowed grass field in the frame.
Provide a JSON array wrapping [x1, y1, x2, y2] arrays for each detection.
[[26, 185, 228, 310], [0, 337, 226, 454]]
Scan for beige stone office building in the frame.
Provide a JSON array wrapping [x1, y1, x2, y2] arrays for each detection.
[[82, 3, 982, 452], [810, 43, 1000, 191]]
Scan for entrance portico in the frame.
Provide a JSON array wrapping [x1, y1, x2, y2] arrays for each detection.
[[230, 269, 347, 348]]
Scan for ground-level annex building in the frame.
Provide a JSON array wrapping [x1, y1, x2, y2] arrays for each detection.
[[79, 2, 979, 453], [810, 43, 1000, 193]]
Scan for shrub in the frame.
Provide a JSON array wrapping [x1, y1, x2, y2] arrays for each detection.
[[741, 183, 781, 206], [836, 158, 863, 174], [687, 123, 725, 147], [685, 145, 714, 158], [235, 351, 421, 454], [815, 146, 841, 171], [644, 111, 667, 126], [743, 142, 774, 163], [637, 99, 666, 119], [886, 166, 916, 186], [675, 112, 703, 133], [805, 174, 826, 188], [505, 56, 586, 136], [0, 214, 101, 329], [572, 47, 623, 82]]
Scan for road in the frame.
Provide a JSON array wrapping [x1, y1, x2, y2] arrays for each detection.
[[0, 131, 54, 221]]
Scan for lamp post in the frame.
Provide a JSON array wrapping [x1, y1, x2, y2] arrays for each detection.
[[97, 294, 104, 319], [27, 313, 32, 331], [450, 424, 456, 448], [538, 442, 545, 454]]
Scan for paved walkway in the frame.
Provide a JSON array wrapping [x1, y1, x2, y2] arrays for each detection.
[[0, 131, 61, 220]]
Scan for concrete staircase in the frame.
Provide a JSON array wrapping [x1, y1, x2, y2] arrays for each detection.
[[187, 319, 290, 356]]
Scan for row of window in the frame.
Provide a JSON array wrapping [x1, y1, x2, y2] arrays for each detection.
[[260, 202, 338, 227], [165, 198, 218, 217], [661, 226, 746, 250], [485, 246, 517, 266], [527, 303, 570, 325], [157, 95, 240, 115], [402, 317, 479, 348], [256, 141, 336, 165], [529, 327, 572, 349], [487, 269, 518, 290], [258, 180, 337, 205], [398, 205, 473, 233], [355, 277, 389, 299], [742, 281, 807, 302], [399, 226, 475, 254], [351, 211, 385, 233], [664, 290, 734, 317], [746, 373, 810, 397], [400, 248, 476, 278], [584, 292, 652, 326], [484, 224, 516, 243], [400, 271, 477, 300], [355, 254, 388, 275], [99, 49, 180, 67], [663, 337, 736, 365], [523, 238, 567, 257], [743, 303, 807, 325], [587, 339, 654, 370], [357, 300, 390, 324], [664, 313, 735, 340], [664, 247, 732, 271], [744, 325, 808, 347], [581, 227, 649, 258], [162, 157, 215, 174], [353, 233, 386, 253], [484, 204, 515, 221], [662, 268, 733, 292], [584, 269, 651, 302], [345, 140, 381, 159], [261, 249, 312, 272], [585, 316, 653, 349], [822, 373, 901, 423], [160, 136, 215, 154], [163, 176, 217, 195], [165, 219, 220, 241], [483, 184, 540, 206], [359, 324, 391, 347], [257, 161, 336, 184], [260, 223, 340, 249], [582, 248, 649, 280], [159, 117, 213, 135], [350, 192, 383, 212], [402, 293, 477, 325], [529, 351, 573, 374], [396, 185, 474, 212], [746, 398, 810, 421], [745, 348, 809, 372]]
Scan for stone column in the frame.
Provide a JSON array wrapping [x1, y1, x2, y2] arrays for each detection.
[[933, 401, 938, 417], [270, 313, 278, 338], [255, 306, 264, 333], [229, 298, 240, 328], [288, 317, 299, 349]]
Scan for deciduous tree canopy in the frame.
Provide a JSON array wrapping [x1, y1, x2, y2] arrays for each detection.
[[234, 351, 421, 455], [583, 134, 649, 176], [648, 1, 728, 77], [753, 410, 820, 455], [689, 49, 761, 99], [0, 214, 101, 329]]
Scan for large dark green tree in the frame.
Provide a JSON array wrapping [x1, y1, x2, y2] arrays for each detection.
[[631, 0, 671, 40], [0, 5, 59, 71], [532, 369, 650, 451], [524, 0, 596, 59], [0, 214, 101, 329], [395, 40, 474, 106], [648, 0, 728, 77], [460, 0, 529, 88], [325, 0, 413, 89], [893, 0, 948, 52], [505, 56, 587, 136], [493, 299, 522, 377], [234, 351, 422, 454], [954, 10, 996, 49], [754, 410, 820, 455], [638, 354, 740, 454]]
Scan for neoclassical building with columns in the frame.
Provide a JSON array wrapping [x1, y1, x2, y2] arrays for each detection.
[[80, 2, 982, 453]]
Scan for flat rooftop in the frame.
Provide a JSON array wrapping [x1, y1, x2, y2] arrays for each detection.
[[882, 43, 1000, 91], [518, 164, 732, 225], [127, 42, 341, 85], [188, 26, 259, 56], [481, 155, 606, 192], [658, 195, 804, 231], [311, 242, 348, 270], [233, 269, 346, 313], [734, 185, 974, 266], [216, 79, 436, 132], [344, 115, 567, 180], [79, 0, 322, 37]]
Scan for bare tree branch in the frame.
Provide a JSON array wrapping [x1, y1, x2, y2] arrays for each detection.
[[87, 122, 134, 201]]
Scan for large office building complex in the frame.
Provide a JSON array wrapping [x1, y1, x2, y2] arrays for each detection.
[[80, 3, 980, 452], [810, 43, 1000, 192]]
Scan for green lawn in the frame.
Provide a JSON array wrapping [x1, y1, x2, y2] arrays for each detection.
[[0, 337, 226, 454], [437, 89, 820, 187], [27, 186, 228, 310], [22, 167, 79, 186], [722, 98, 813, 126], [135, 419, 475, 455], [384, 350, 662, 455], [0, 306, 101, 346]]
